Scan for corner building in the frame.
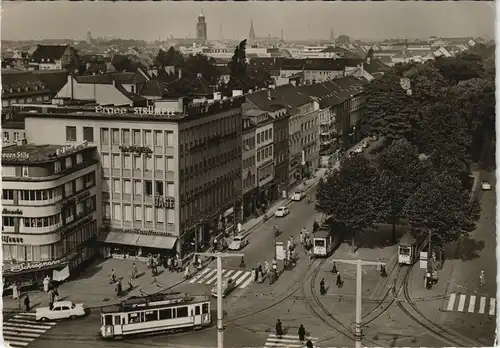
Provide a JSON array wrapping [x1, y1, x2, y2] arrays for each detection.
[[20, 96, 243, 260], [1, 141, 99, 287]]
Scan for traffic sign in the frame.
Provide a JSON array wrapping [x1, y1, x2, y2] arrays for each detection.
[[420, 251, 428, 269]]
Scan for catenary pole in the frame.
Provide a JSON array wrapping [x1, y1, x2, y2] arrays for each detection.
[[196, 252, 244, 348], [330, 259, 386, 348]]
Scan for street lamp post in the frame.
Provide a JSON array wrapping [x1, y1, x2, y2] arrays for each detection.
[[330, 258, 386, 348], [195, 252, 244, 348]]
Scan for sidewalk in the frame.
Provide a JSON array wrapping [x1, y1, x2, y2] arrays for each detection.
[[3, 258, 185, 313]]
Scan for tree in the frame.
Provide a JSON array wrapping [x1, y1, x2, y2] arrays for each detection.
[[227, 39, 252, 92], [432, 53, 484, 85], [183, 54, 220, 86], [404, 172, 479, 244], [377, 170, 407, 243], [337, 35, 350, 45], [315, 155, 380, 249], [154, 47, 184, 67]]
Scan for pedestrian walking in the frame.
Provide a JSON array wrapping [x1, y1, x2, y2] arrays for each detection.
[[480, 270, 485, 286], [275, 319, 283, 338], [132, 263, 137, 279], [332, 262, 338, 274], [48, 289, 54, 310], [298, 324, 306, 343], [12, 282, 19, 300], [306, 339, 314, 348], [320, 278, 326, 295], [24, 294, 30, 312], [110, 269, 116, 283], [336, 272, 343, 288], [254, 268, 259, 282], [128, 277, 134, 291], [43, 275, 50, 292], [258, 263, 263, 278], [299, 231, 304, 245], [54, 287, 60, 301]]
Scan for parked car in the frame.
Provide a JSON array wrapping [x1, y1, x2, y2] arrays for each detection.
[[354, 147, 363, 154], [291, 191, 304, 201], [362, 141, 369, 148], [274, 206, 290, 217], [228, 235, 249, 251], [481, 181, 492, 190], [211, 278, 236, 298], [36, 301, 86, 321]]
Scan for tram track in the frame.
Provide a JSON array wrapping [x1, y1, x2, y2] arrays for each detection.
[[395, 265, 482, 347]]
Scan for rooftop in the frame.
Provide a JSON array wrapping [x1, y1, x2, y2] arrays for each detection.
[[1, 143, 95, 164]]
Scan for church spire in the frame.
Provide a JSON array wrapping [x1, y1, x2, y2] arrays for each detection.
[[248, 20, 256, 45]]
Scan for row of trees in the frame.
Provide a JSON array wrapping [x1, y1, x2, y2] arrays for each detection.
[[316, 45, 493, 246]]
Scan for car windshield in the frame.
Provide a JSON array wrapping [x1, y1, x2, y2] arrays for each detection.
[[234, 237, 241, 242], [278, 207, 285, 211]]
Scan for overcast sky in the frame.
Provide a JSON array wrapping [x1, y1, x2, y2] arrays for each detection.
[[1, 1, 495, 42]]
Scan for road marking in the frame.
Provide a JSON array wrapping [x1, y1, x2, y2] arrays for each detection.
[[206, 269, 229, 285], [2, 330, 40, 338], [4, 322, 49, 331], [199, 268, 218, 283], [5, 341, 30, 347], [265, 334, 319, 348], [457, 294, 466, 312], [489, 298, 496, 316], [240, 274, 254, 288], [447, 293, 456, 311], [3, 336, 34, 342], [188, 267, 212, 283], [468, 295, 476, 313], [479, 296, 486, 314], [234, 271, 252, 287]]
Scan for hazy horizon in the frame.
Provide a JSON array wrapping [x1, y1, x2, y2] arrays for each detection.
[[1, 2, 495, 42]]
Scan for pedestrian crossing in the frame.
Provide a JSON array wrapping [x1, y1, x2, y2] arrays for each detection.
[[264, 334, 320, 347], [3, 312, 57, 347], [188, 267, 254, 289], [445, 293, 496, 316]]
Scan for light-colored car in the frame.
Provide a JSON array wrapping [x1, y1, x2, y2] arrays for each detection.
[[481, 181, 492, 190], [291, 191, 304, 201], [274, 206, 290, 217], [354, 147, 363, 154], [36, 301, 86, 321], [362, 141, 369, 148], [228, 235, 249, 251], [211, 278, 236, 298]]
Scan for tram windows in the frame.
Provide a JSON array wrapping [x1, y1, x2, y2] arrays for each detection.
[[114, 315, 121, 325], [195, 306, 201, 315], [145, 310, 158, 322], [202, 303, 209, 314], [177, 306, 188, 318], [104, 315, 113, 326], [400, 247, 411, 255], [159, 308, 172, 320], [315, 239, 325, 247], [128, 313, 140, 324]]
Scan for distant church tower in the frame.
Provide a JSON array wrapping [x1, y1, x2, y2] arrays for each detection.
[[196, 10, 207, 45], [248, 20, 256, 45], [330, 28, 335, 44]]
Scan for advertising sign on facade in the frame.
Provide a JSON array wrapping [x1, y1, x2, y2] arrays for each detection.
[[420, 251, 428, 269], [276, 241, 285, 261]]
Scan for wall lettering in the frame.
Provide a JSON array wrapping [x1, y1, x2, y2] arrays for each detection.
[[2, 208, 22, 215], [100, 226, 174, 238], [154, 196, 175, 209], [2, 236, 24, 244], [7, 260, 64, 273], [119, 145, 152, 155]]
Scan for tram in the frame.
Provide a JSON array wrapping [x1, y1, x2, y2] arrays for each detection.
[[398, 232, 429, 265], [99, 292, 211, 339], [312, 228, 342, 257]]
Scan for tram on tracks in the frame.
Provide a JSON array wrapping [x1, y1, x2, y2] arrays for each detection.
[[99, 292, 211, 339], [398, 232, 429, 265], [312, 227, 342, 257]]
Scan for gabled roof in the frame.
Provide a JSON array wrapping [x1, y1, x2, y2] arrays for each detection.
[[140, 80, 170, 98], [2, 69, 45, 88], [363, 58, 390, 74], [32, 70, 69, 95], [296, 83, 342, 109], [30, 45, 69, 63], [114, 83, 146, 103], [74, 72, 147, 85], [246, 89, 291, 112], [184, 75, 212, 96]]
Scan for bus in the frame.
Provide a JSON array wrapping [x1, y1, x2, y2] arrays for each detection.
[[312, 228, 342, 257], [99, 292, 211, 339]]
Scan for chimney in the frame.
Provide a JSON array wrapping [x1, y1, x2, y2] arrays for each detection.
[[68, 74, 74, 100], [178, 67, 182, 79], [367, 57, 371, 65]]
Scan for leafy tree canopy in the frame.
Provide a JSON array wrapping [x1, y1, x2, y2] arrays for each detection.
[[154, 47, 184, 68], [404, 172, 480, 244], [183, 54, 220, 86], [432, 53, 485, 85]]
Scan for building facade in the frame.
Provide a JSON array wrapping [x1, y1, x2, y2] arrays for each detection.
[[253, 111, 274, 211], [241, 117, 257, 220], [271, 108, 290, 199], [1, 141, 99, 288], [29, 45, 79, 71], [19, 95, 243, 260]]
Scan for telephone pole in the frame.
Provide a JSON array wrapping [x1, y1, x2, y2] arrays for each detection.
[[196, 252, 244, 348], [331, 259, 386, 348]]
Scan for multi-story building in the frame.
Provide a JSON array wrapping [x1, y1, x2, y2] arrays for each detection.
[[1, 141, 99, 288], [240, 116, 257, 220], [29, 45, 79, 71], [17, 94, 243, 260], [2, 121, 27, 147]]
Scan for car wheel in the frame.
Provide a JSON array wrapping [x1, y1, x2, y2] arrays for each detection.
[[41, 317, 49, 322], [70, 315, 77, 320]]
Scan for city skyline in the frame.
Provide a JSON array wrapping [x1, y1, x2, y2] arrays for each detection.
[[1, 1, 495, 42]]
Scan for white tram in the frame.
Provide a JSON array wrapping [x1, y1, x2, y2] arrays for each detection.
[[312, 228, 341, 257], [398, 232, 428, 265], [100, 293, 211, 339]]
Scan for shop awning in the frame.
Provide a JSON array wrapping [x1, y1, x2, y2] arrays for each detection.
[[135, 235, 177, 250], [99, 231, 177, 250], [99, 231, 140, 246]]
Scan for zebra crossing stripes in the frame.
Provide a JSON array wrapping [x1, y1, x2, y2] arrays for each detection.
[[445, 293, 496, 316], [3, 312, 57, 347], [264, 334, 319, 347], [188, 267, 254, 288]]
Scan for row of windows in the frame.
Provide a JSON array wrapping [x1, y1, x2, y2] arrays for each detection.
[[20, 214, 61, 228], [182, 148, 239, 177], [100, 128, 175, 147], [103, 204, 175, 224], [180, 115, 237, 147], [301, 118, 317, 131], [242, 155, 255, 171], [257, 128, 273, 144], [3, 131, 26, 143], [243, 173, 256, 190], [2, 95, 49, 108], [243, 137, 255, 151], [103, 179, 174, 197], [257, 145, 273, 163], [101, 154, 175, 172], [3, 244, 55, 262], [112, 303, 209, 325], [301, 133, 318, 146], [64, 221, 96, 254], [258, 163, 274, 183]]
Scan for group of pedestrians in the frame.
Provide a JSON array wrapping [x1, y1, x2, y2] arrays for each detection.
[[253, 261, 270, 283], [275, 320, 314, 347]]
